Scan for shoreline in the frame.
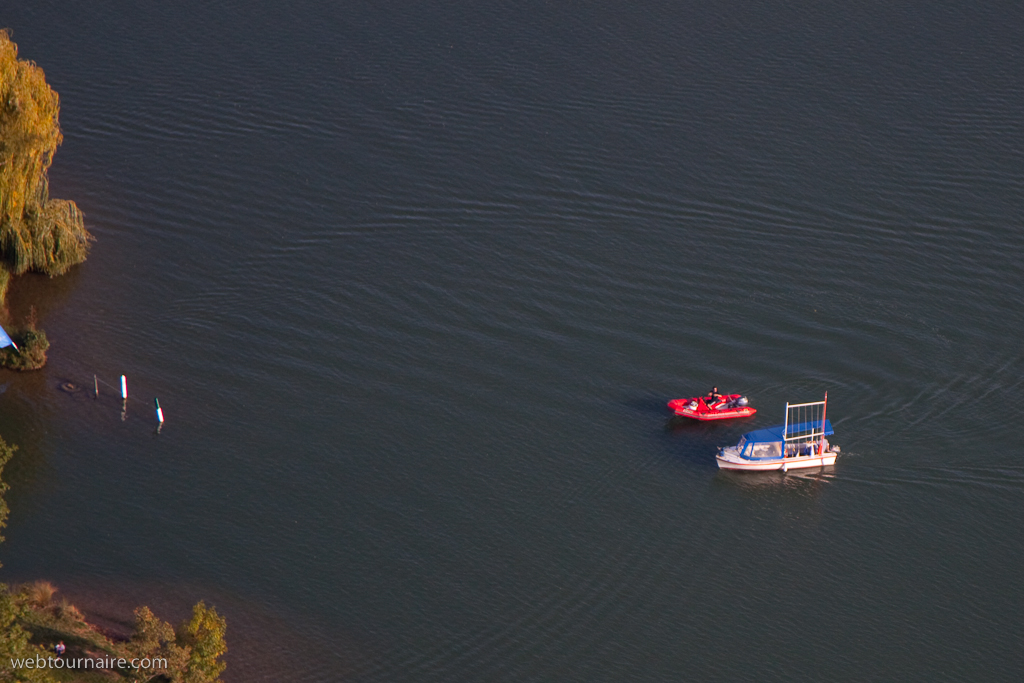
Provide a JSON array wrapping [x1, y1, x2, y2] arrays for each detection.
[[4, 576, 345, 683], [5, 578, 228, 682]]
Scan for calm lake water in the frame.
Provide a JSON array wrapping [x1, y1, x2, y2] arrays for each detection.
[[3, 1, 1024, 681]]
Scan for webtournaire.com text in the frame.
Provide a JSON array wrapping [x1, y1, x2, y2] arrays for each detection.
[[11, 655, 168, 671]]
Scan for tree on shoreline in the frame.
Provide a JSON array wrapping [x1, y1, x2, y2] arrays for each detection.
[[177, 601, 228, 683], [0, 29, 91, 371], [0, 28, 92, 278], [129, 606, 190, 682]]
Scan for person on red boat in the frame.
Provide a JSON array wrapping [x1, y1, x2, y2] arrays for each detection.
[[706, 386, 723, 403]]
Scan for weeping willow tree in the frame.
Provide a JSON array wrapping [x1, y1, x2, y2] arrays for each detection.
[[0, 29, 91, 279]]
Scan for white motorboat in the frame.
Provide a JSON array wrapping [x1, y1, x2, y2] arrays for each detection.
[[716, 393, 839, 472]]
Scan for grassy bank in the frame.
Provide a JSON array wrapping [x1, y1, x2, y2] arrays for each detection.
[[2, 581, 227, 683]]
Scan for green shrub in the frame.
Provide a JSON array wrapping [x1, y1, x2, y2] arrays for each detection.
[[0, 323, 48, 371], [0, 584, 47, 683]]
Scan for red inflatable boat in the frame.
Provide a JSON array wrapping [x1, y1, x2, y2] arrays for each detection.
[[668, 393, 756, 421]]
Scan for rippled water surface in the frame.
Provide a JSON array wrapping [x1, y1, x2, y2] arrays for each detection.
[[3, 1, 1024, 681]]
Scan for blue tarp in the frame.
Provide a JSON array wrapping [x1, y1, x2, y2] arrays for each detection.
[[743, 420, 834, 443], [0, 325, 14, 350]]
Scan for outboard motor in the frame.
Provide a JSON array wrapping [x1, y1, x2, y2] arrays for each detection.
[[736, 396, 749, 407]]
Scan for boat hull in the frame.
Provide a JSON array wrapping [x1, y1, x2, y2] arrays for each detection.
[[716, 453, 838, 471], [673, 406, 757, 421], [668, 395, 756, 421]]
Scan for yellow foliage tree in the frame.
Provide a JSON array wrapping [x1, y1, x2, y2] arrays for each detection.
[[177, 601, 228, 683], [0, 29, 91, 277]]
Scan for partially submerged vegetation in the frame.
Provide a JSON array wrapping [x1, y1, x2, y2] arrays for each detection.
[[0, 28, 93, 371], [0, 306, 48, 371]]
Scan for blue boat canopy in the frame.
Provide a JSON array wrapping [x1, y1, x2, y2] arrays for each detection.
[[743, 420, 834, 444]]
